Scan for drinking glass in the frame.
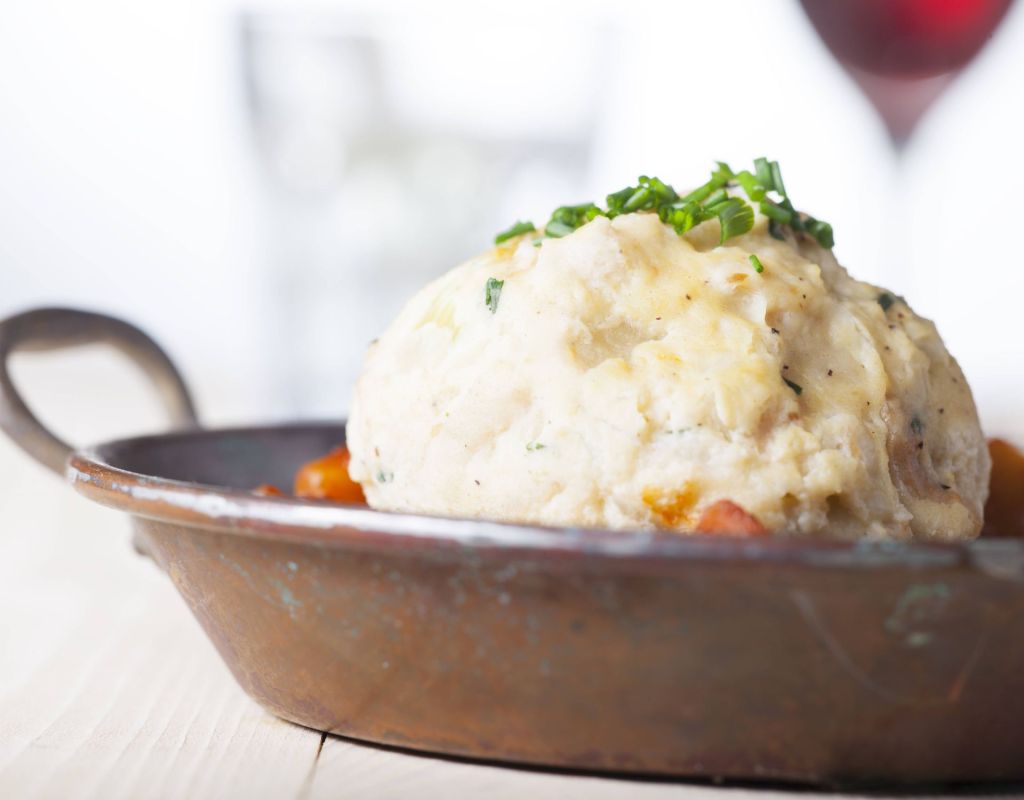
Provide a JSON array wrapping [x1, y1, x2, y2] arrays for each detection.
[[239, 12, 611, 416], [799, 0, 1014, 149]]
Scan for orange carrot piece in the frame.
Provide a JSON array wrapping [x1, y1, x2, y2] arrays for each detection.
[[695, 499, 767, 537], [294, 446, 367, 505], [983, 439, 1024, 538]]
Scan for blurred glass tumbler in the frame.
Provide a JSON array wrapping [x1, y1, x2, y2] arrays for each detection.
[[240, 12, 610, 416]]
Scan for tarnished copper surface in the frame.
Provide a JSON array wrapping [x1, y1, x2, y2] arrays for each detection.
[[65, 423, 1024, 785], [0, 307, 198, 475], [4, 307, 1024, 785]]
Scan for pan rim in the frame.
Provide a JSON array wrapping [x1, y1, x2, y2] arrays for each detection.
[[65, 421, 1024, 574]]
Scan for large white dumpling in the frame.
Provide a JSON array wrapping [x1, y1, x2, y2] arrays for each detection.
[[346, 212, 989, 540]]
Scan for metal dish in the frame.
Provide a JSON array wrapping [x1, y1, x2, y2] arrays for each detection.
[[2, 307, 1023, 787]]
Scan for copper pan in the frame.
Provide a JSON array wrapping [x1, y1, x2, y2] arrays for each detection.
[[2, 307, 1023, 787]]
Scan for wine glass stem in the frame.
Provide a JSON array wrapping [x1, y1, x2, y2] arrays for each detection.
[[882, 145, 916, 300]]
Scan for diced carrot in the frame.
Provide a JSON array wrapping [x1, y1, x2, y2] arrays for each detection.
[[642, 484, 698, 529], [294, 446, 367, 505], [695, 499, 767, 537], [983, 439, 1024, 538]]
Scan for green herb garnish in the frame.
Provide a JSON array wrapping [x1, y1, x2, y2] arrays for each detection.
[[545, 203, 603, 238], [748, 254, 765, 274], [712, 198, 755, 243], [485, 278, 504, 313], [494, 220, 535, 245], [783, 377, 803, 395], [878, 292, 896, 311], [526, 441, 546, 451], [807, 220, 834, 249], [498, 159, 834, 251], [910, 415, 924, 436]]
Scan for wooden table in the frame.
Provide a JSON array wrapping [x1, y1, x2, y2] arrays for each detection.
[[0, 355, 1018, 799]]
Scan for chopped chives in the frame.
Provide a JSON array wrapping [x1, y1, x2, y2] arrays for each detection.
[[704, 187, 729, 208], [494, 158, 834, 252], [494, 220, 535, 245], [715, 200, 754, 243], [485, 278, 504, 313], [770, 161, 787, 197], [606, 186, 634, 211], [623, 186, 652, 212], [754, 157, 773, 187], [807, 219, 834, 249], [734, 170, 765, 201], [749, 254, 765, 273], [759, 199, 793, 224], [544, 220, 575, 238]]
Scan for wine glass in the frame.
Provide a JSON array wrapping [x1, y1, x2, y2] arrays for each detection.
[[797, 0, 1015, 304], [799, 0, 1014, 149]]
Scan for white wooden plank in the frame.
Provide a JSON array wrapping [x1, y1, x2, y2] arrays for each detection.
[[308, 736, 777, 800], [309, 734, 1024, 800], [0, 369, 322, 800]]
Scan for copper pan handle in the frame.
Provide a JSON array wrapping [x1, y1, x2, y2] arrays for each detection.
[[0, 307, 199, 476]]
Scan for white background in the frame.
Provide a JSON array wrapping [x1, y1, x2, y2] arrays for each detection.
[[1, 0, 1021, 436]]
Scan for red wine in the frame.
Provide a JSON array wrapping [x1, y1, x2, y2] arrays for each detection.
[[800, 0, 1014, 142]]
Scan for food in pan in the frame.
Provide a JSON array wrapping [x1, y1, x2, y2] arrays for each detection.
[[293, 446, 366, 504], [342, 159, 991, 540], [255, 448, 365, 503], [983, 439, 1024, 537], [286, 440, 1021, 540]]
